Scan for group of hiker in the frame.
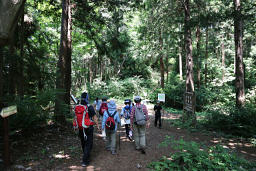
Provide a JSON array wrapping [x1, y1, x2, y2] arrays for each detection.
[[73, 92, 162, 167]]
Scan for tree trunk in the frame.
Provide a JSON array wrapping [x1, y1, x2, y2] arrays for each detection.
[[233, 0, 245, 107], [18, 6, 25, 97], [159, 31, 165, 88], [54, 0, 70, 124], [8, 36, 17, 98], [221, 40, 225, 82], [205, 26, 208, 86], [0, 47, 3, 108], [184, 0, 194, 93], [196, 25, 201, 89], [64, 2, 72, 106], [179, 46, 183, 81], [166, 47, 169, 83]]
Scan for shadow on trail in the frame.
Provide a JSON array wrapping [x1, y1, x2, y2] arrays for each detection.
[[7, 104, 256, 170]]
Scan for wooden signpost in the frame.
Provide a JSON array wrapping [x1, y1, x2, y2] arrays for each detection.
[[1, 105, 17, 168]]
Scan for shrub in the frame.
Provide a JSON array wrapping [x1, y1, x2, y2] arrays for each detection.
[[9, 89, 60, 130], [148, 137, 256, 170]]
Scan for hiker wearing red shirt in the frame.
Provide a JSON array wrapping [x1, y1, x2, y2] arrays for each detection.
[[130, 96, 149, 154]]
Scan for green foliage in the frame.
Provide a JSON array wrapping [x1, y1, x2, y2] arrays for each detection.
[[148, 137, 256, 170], [87, 76, 156, 101], [204, 104, 256, 137], [9, 89, 63, 130]]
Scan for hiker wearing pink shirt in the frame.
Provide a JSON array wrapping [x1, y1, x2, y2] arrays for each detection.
[[130, 96, 149, 154]]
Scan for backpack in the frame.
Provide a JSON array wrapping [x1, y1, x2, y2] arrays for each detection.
[[73, 105, 94, 129], [135, 105, 146, 125], [105, 111, 117, 130], [99, 102, 108, 116]]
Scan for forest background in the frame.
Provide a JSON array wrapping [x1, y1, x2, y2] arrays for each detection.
[[0, 0, 256, 153]]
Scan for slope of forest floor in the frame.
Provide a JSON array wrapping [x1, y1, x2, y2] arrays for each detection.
[[4, 104, 256, 171]]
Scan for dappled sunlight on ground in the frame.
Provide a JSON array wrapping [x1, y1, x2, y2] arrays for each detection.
[[7, 103, 256, 170]]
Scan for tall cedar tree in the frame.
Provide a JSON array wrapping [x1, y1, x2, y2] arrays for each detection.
[[54, 0, 71, 124], [159, 30, 165, 88], [184, 0, 194, 93], [183, 0, 196, 124], [233, 0, 245, 107]]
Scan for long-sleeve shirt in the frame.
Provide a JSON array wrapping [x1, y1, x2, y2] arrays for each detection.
[[130, 103, 149, 127], [120, 106, 132, 119], [102, 110, 120, 131]]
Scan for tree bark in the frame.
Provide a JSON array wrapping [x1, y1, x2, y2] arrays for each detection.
[[205, 26, 208, 86], [159, 31, 165, 89], [54, 0, 71, 124], [0, 46, 3, 108], [179, 46, 183, 81], [183, 0, 196, 125], [18, 5, 25, 97], [233, 0, 245, 107], [64, 2, 72, 106], [196, 25, 201, 89], [221, 40, 225, 82], [184, 0, 194, 93], [166, 47, 169, 83]]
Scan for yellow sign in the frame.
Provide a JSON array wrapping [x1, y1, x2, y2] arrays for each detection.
[[158, 94, 165, 102], [1, 105, 17, 118]]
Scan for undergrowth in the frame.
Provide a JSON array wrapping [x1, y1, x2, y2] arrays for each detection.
[[148, 136, 256, 171]]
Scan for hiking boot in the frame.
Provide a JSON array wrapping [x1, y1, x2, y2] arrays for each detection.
[[111, 151, 117, 155], [140, 149, 146, 154]]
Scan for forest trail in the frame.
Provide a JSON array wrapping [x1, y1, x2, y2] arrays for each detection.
[[8, 104, 256, 171]]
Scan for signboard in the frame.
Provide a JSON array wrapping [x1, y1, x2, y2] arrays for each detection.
[[1, 106, 17, 118], [158, 93, 165, 102], [183, 92, 195, 113]]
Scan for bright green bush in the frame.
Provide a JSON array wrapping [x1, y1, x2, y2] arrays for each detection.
[[9, 89, 63, 130], [204, 104, 256, 137], [148, 137, 256, 171]]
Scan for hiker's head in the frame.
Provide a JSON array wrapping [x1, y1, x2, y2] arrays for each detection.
[[102, 96, 107, 102], [134, 96, 141, 103], [124, 99, 131, 105], [157, 100, 160, 104], [108, 100, 116, 110], [96, 97, 98, 101], [81, 92, 89, 105]]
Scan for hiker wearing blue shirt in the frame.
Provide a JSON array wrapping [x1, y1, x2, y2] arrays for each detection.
[[93, 97, 102, 118], [102, 100, 120, 155], [120, 99, 133, 141]]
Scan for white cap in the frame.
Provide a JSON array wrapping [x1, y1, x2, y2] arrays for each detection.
[[134, 96, 141, 100]]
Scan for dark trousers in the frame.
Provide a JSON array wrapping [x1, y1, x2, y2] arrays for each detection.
[[125, 124, 130, 137], [155, 113, 162, 127], [79, 126, 94, 164]]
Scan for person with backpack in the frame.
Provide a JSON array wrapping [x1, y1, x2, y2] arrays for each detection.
[[101, 100, 120, 155], [130, 96, 149, 154], [154, 100, 162, 128], [73, 92, 100, 167], [120, 99, 133, 141], [99, 97, 108, 140], [93, 97, 102, 118]]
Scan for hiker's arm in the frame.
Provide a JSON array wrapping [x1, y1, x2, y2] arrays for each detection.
[[143, 105, 150, 128], [130, 107, 135, 130], [120, 108, 124, 118]]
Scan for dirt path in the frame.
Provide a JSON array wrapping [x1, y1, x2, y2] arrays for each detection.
[[8, 104, 256, 171]]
